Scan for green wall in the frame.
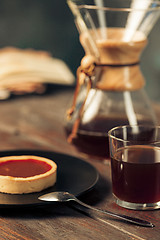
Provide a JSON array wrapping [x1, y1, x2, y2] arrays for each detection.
[[0, 0, 159, 101]]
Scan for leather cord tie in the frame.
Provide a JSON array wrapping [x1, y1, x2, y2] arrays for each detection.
[[66, 55, 140, 142]]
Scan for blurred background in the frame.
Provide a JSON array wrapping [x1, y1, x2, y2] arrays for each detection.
[[0, 0, 159, 101]]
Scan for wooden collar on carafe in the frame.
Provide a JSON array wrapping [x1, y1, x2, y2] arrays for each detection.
[[66, 55, 145, 143]]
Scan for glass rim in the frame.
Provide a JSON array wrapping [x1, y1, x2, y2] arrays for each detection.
[[68, 0, 160, 12], [108, 124, 160, 142]]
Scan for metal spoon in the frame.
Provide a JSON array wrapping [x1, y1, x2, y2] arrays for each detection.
[[38, 191, 154, 227]]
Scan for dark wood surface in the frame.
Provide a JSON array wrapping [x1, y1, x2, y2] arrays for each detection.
[[0, 85, 160, 240]]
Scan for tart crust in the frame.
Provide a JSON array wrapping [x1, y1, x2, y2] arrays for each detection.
[[0, 155, 57, 194]]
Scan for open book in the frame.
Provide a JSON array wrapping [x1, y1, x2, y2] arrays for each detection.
[[0, 47, 75, 99]]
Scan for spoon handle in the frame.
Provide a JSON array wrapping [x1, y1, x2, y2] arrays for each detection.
[[73, 198, 154, 227]]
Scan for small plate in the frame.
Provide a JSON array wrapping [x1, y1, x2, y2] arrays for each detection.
[[0, 150, 99, 207]]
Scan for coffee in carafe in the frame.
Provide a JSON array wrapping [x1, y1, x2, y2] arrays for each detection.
[[65, 0, 160, 160]]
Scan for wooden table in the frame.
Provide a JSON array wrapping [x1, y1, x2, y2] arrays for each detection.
[[0, 85, 159, 240]]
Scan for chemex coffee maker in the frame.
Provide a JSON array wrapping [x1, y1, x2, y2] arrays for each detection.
[[65, 0, 160, 160]]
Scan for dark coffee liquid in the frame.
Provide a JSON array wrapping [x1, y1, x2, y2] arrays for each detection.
[[66, 116, 129, 159], [65, 115, 153, 160], [111, 146, 160, 203]]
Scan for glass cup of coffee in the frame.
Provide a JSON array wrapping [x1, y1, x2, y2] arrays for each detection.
[[108, 125, 160, 210]]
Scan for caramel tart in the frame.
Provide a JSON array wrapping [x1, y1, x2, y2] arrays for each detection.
[[0, 155, 57, 194]]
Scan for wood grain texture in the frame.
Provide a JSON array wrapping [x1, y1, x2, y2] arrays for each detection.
[[0, 85, 159, 240]]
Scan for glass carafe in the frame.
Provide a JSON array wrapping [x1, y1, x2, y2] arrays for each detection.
[[65, 0, 160, 160]]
